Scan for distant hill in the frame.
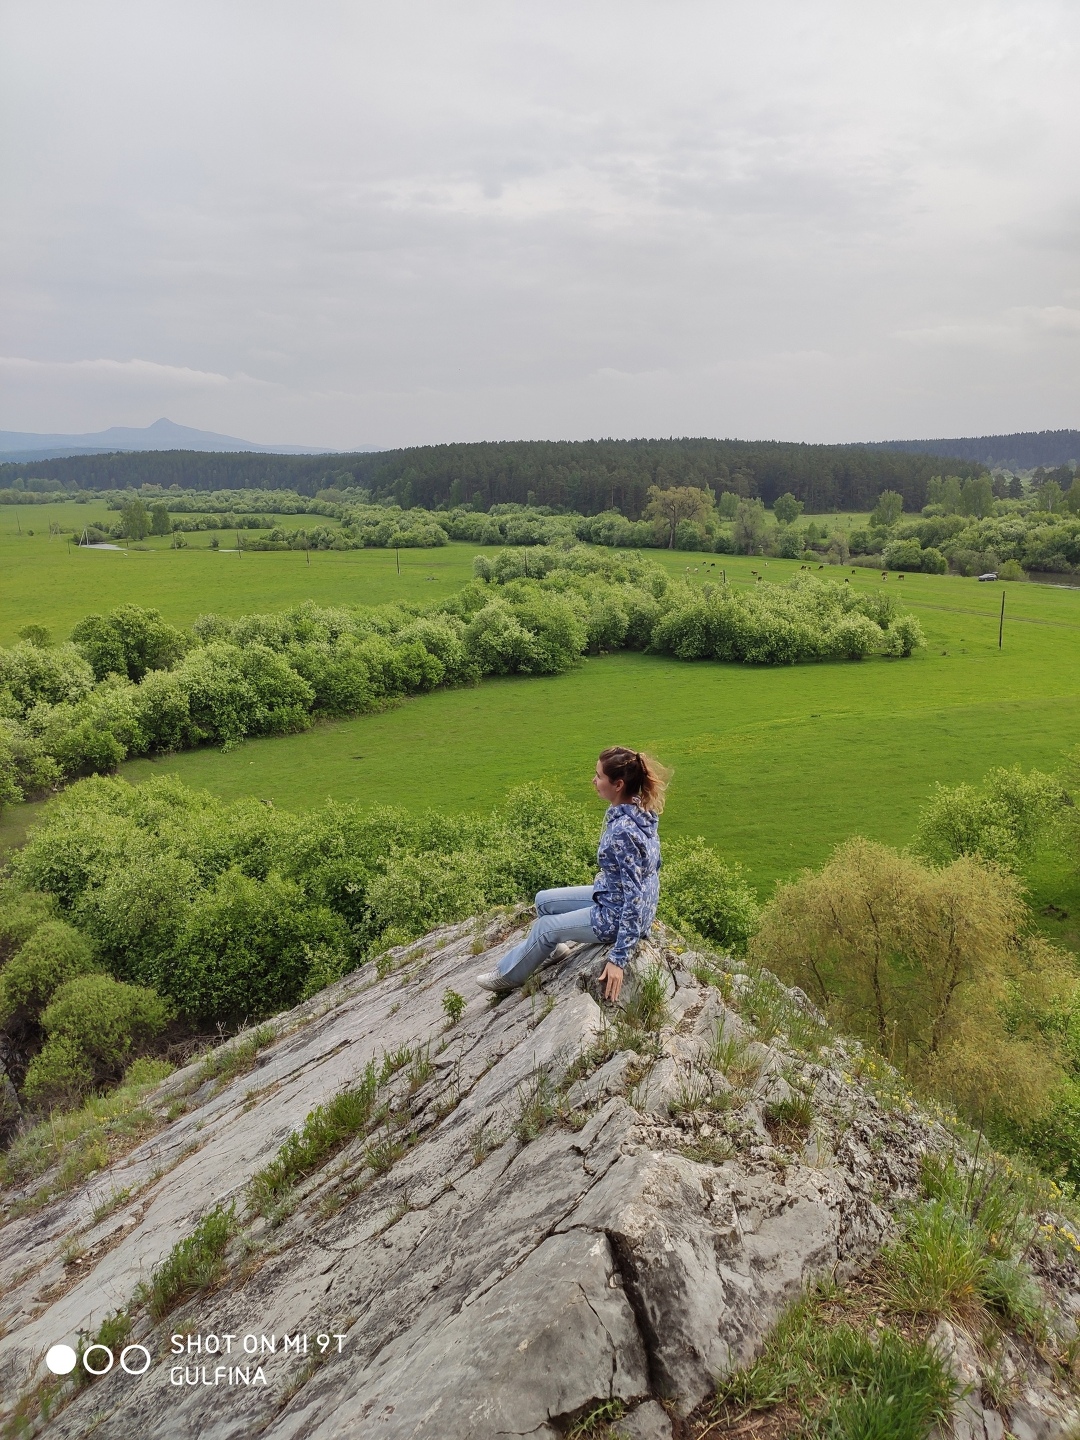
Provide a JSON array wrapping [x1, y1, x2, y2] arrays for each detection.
[[0, 436, 988, 513], [859, 429, 1080, 471], [0, 416, 348, 462]]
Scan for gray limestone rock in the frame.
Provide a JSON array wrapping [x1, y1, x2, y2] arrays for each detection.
[[615, 1398, 672, 1439], [0, 917, 1076, 1439]]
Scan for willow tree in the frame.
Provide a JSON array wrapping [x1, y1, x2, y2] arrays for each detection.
[[752, 837, 1074, 1125]]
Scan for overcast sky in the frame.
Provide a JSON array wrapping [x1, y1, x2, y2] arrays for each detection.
[[2, 1, 1078, 449]]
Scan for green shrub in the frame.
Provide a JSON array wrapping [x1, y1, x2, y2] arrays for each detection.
[[0, 920, 99, 1026], [914, 764, 1062, 871], [174, 869, 348, 1022], [0, 889, 58, 961], [23, 973, 173, 1106], [882, 537, 923, 571], [0, 640, 95, 714], [658, 837, 760, 953], [21, 1035, 95, 1108], [123, 1055, 175, 1086], [753, 837, 1074, 1126], [71, 605, 189, 682], [0, 717, 62, 805]]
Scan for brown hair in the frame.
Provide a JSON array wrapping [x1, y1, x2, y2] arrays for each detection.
[[598, 747, 672, 814]]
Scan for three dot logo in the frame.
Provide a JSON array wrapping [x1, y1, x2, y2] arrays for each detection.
[[46, 1341, 151, 1376]]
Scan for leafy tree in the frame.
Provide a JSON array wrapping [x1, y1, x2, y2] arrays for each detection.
[[1037, 480, 1064, 513], [16, 625, 51, 649], [717, 491, 739, 519], [150, 502, 172, 535], [772, 492, 804, 526], [870, 490, 904, 528], [71, 605, 189, 681], [118, 496, 151, 540], [1008, 474, 1025, 499], [926, 476, 964, 512], [644, 484, 715, 548], [732, 499, 768, 554], [882, 538, 923, 572], [914, 765, 1062, 872], [958, 475, 994, 518], [752, 837, 1074, 1125]]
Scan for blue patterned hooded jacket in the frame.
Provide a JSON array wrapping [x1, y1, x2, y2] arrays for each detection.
[[591, 803, 661, 968]]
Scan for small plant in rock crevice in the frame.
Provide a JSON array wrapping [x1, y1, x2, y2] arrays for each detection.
[[564, 1397, 626, 1439], [620, 962, 670, 1033], [513, 1069, 560, 1144], [765, 1090, 816, 1145], [442, 988, 466, 1025]]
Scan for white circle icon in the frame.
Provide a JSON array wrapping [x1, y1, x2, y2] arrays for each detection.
[[45, 1344, 78, 1375]]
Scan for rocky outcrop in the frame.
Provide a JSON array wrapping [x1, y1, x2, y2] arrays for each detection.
[[1, 914, 1078, 1438]]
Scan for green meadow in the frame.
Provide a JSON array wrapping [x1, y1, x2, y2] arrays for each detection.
[[0, 501, 483, 644], [2, 501, 1079, 952]]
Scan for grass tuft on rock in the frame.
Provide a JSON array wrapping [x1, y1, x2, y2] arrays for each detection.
[[715, 1287, 955, 1439], [248, 1061, 379, 1214], [138, 1204, 236, 1321]]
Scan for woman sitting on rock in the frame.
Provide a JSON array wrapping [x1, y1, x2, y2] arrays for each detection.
[[476, 746, 668, 1002]]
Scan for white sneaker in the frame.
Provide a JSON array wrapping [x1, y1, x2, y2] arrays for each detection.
[[476, 970, 513, 994], [549, 943, 573, 963]]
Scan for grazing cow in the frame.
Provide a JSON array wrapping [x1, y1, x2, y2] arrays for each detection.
[[881, 572, 887, 580]]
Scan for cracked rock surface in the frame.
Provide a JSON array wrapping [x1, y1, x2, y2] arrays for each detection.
[[1, 915, 1077, 1438]]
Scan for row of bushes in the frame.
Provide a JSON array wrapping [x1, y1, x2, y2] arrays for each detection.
[[0, 551, 926, 810], [850, 509, 1080, 575], [0, 775, 759, 1110]]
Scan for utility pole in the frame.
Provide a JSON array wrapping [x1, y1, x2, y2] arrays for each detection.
[[999, 590, 1005, 649], [396, 546, 400, 575]]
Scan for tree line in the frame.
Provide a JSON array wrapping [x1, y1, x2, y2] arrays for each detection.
[[0, 437, 987, 514]]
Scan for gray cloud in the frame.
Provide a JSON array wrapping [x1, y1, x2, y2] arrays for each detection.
[[1, 0, 1077, 447]]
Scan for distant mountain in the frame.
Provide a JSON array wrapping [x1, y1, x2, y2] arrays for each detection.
[[0, 417, 352, 461], [858, 429, 1080, 471]]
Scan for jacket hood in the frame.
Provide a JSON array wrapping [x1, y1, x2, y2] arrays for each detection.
[[606, 803, 659, 835]]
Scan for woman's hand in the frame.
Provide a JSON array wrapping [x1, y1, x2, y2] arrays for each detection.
[[598, 962, 624, 1003]]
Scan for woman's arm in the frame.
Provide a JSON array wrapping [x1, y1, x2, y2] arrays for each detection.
[[607, 827, 648, 970]]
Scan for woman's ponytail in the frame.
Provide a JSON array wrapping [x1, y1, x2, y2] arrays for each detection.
[[598, 746, 672, 814]]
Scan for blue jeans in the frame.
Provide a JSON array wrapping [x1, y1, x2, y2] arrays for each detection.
[[495, 886, 599, 988]]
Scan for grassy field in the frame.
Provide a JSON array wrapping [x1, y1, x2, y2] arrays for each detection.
[[2, 504, 1078, 949]]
